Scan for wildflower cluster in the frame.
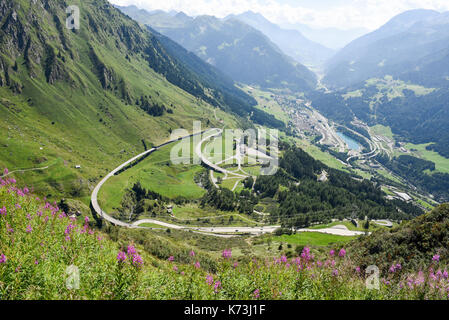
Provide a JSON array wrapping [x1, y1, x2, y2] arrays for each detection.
[[116, 245, 143, 268]]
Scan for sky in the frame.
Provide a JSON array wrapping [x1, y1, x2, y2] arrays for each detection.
[[109, 0, 449, 30]]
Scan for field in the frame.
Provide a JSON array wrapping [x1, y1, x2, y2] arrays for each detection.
[[274, 232, 357, 246], [403, 142, 449, 174], [242, 85, 290, 125], [99, 139, 206, 213]]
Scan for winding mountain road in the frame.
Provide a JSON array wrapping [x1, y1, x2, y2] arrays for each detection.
[[90, 128, 279, 237]]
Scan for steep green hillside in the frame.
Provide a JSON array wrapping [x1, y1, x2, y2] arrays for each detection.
[[0, 0, 271, 200], [148, 27, 285, 129], [350, 204, 449, 273]]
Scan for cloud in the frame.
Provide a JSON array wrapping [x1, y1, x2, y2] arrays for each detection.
[[108, 0, 449, 30]]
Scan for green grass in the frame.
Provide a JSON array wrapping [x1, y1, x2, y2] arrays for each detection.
[[139, 223, 165, 229], [403, 143, 449, 174], [243, 86, 289, 125], [371, 124, 394, 140], [365, 76, 435, 101], [309, 220, 386, 233], [0, 0, 240, 206], [99, 140, 207, 213], [295, 138, 349, 172], [274, 232, 357, 246]]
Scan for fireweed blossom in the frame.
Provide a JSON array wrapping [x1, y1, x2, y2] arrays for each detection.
[[206, 275, 214, 286], [389, 265, 396, 273], [0, 254, 6, 264], [253, 289, 260, 299], [339, 248, 346, 257], [127, 245, 137, 255], [190, 250, 195, 257], [117, 251, 127, 263], [214, 281, 221, 293], [26, 225, 32, 233], [0, 206, 6, 216], [222, 249, 232, 259], [433, 254, 440, 262], [329, 249, 335, 257], [194, 261, 201, 269], [132, 254, 143, 267], [168, 256, 174, 262]]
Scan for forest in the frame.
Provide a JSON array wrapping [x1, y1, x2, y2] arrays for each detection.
[[198, 144, 423, 228], [376, 154, 449, 202]]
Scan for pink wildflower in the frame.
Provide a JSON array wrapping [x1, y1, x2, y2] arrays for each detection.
[[253, 289, 260, 299], [131, 254, 143, 267], [222, 249, 232, 259], [117, 251, 127, 263], [214, 281, 221, 293], [127, 245, 137, 255]]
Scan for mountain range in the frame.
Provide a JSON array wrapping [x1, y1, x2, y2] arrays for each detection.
[[324, 9, 449, 89], [224, 11, 335, 67], [280, 21, 369, 51], [116, 6, 317, 92]]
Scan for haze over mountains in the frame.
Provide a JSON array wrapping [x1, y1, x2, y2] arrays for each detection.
[[280, 22, 369, 51], [324, 9, 449, 89], [117, 5, 317, 91], [224, 11, 335, 67]]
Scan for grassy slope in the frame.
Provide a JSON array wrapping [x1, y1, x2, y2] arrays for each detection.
[[0, 0, 239, 202], [274, 233, 356, 246], [2, 179, 449, 300]]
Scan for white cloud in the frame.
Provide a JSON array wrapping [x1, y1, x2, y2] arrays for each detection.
[[108, 0, 449, 30]]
